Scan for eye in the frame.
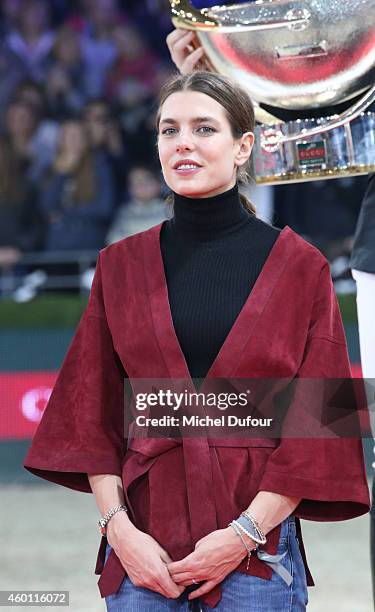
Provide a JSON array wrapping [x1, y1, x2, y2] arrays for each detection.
[[197, 126, 216, 134], [160, 127, 177, 136]]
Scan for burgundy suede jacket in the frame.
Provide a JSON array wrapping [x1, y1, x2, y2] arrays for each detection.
[[24, 223, 371, 608]]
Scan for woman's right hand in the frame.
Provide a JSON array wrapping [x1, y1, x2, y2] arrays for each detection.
[[166, 28, 210, 74], [107, 513, 185, 599]]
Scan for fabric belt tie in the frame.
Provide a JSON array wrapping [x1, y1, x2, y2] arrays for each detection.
[[256, 550, 293, 586], [181, 379, 293, 607]]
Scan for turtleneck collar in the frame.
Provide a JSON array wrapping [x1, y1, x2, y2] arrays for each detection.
[[171, 183, 250, 239]]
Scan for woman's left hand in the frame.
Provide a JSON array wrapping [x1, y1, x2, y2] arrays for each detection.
[[167, 526, 255, 601]]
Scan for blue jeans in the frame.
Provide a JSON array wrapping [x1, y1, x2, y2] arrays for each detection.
[[105, 516, 308, 611]]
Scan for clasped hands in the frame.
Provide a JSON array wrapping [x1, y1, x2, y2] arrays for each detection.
[[109, 518, 254, 601], [107, 513, 255, 599], [167, 526, 255, 601]]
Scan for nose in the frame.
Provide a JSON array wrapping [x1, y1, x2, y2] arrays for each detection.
[[175, 129, 195, 152]]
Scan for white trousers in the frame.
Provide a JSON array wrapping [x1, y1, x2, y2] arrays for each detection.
[[352, 269, 375, 378], [351, 269, 375, 446]]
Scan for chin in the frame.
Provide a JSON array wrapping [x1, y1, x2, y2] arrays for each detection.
[[172, 179, 217, 199]]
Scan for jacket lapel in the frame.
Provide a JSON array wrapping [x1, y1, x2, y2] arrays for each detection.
[[143, 222, 295, 382], [142, 223, 191, 380]]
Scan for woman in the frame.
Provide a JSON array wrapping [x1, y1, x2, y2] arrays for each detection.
[[0, 135, 43, 290], [82, 99, 128, 207], [40, 119, 115, 252], [24, 71, 370, 611], [0, 133, 43, 253]]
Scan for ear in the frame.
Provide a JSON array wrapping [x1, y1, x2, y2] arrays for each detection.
[[235, 131, 254, 167]]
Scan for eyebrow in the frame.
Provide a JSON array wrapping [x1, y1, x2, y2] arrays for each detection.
[[159, 116, 219, 127]]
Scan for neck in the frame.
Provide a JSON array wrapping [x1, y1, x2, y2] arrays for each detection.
[[171, 183, 249, 239]]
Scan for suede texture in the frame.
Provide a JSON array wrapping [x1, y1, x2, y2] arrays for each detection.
[[24, 223, 370, 609]]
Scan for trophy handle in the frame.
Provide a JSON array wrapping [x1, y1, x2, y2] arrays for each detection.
[[170, 0, 217, 30], [170, 0, 310, 32], [264, 84, 375, 150]]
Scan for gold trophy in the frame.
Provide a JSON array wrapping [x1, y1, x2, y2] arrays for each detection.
[[169, 0, 375, 184]]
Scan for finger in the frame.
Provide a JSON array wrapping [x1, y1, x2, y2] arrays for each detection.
[[167, 30, 194, 56], [159, 549, 173, 564], [158, 581, 185, 599], [144, 573, 178, 599], [130, 575, 170, 600], [181, 46, 205, 74], [167, 556, 195, 573], [170, 571, 198, 584], [179, 579, 199, 587], [155, 582, 182, 599], [188, 579, 218, 600], [170, 31, 195, 59], [166, 28, 193, 46], [198, 57, 213, 72], [159, 566, 186, 598]]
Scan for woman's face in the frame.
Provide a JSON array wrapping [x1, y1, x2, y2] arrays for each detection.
[[60, 122, 87, 157], [157, 91, 253, 198], [84, 104, 110, 146], [6, 102, 37, 138]]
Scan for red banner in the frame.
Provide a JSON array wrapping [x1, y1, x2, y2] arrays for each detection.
[[0, 372, 57, 439], [0, 366, 363, 440]]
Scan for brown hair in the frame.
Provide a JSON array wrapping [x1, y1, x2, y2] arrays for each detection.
[[155, 71, 256, 215], [0, 138, 27, 207], [73, 154, 96, 204], [53, 120, 96, 204]]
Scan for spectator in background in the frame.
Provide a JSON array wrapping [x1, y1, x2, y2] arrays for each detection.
[[82, 99, 128, 206], [106, 24, 159, 100], [0, 136, 43, 268], [40, 119, 115, 252], [0, 0, 22, 36], [45, 26, 86, 120], [126, 0, 174, 62], [69, 0, 123, 98], [5, 0, 55, 82], [106, 165, 169, 244], [0, 40, 28, 117], [11, 80, 60, 182], [116, 79, 159, 168], [3, 98, 38, 173]]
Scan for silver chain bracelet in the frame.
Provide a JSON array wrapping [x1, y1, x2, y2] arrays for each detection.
[[98, 504, 128, 536], [229, 521, 253, 571]]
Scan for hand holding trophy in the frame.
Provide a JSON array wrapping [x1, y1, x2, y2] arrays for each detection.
[[167, 0, 375, 185], [166, 27, 213, 74]]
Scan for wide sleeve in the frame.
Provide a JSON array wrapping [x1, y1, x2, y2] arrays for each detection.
[[23, 252, 127, 493], [258, 262, 370, 520]]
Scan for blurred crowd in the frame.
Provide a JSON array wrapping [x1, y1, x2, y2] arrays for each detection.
[[0, 0, 173, 285], [0, 0, 367, 297]]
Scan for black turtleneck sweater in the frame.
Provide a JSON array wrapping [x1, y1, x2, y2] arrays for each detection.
[[160, 184, 280, 379]]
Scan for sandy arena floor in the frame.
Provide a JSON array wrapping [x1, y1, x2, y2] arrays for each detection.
[[1, 484, 373, 612]]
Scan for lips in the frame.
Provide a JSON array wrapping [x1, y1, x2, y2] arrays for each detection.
[[173, 159, 202, 170]]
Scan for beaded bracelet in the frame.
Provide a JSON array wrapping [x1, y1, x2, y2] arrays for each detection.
[[241, 510, 266, 541], [228, 521, 252, 571], [235, 515, 267, 546], [231, 518, 263, 547]]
